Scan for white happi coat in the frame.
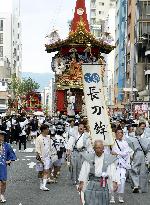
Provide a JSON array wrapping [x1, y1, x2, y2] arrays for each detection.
[[35, 134, 57, 164]]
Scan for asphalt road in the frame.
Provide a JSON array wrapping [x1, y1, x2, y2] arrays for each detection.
[[4, 143, 150, 205]]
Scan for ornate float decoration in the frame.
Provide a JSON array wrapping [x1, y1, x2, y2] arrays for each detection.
[[45, 0, 115, 118]]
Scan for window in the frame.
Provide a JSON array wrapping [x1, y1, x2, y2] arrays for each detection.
[[14, 60, 16, 68], [0, 33, 3, 44], [18, 34, 19, 39], [99, 11, 102, 14], [99, 2, 104, 6], [0, 20, 3, 31], [139, 1, 150, 20], [0, 46, 3, 57], [139, 22, 150, 38], [14, 48, 16, 56], [18, 22, 20, 28], [17, 56, 19, 61]]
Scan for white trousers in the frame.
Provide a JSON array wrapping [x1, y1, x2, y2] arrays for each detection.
[[43, 157, 51, 170], [117, 178, 126, 194]]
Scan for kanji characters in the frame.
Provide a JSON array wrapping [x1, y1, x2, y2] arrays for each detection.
[[94, 121, 107, 140], [87, 86, 99, 101]]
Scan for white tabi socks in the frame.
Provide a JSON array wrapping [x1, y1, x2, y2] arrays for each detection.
[[40, 179, 43, 190], [0, 195, 6, 203], [42, 179, 49, 191]]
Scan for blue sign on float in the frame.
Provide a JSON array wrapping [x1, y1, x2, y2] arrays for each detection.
[[84, 73, 100, 83]]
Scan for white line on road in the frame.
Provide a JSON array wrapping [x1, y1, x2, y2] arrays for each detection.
[[27, 162, 36, 169], [24, 148, 34, 153], [25, 156, 35, 158]]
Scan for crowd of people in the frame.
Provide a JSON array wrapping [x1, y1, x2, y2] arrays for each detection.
[[0, 113, 150, 204]]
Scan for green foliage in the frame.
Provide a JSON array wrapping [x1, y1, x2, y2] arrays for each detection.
[[8, 74, 40, 97]]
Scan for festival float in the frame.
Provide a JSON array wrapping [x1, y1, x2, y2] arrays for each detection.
[[45, 0, 115, 118], [21, 92, 42, 113]]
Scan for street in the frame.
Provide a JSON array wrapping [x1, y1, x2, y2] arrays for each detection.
[[5, 143, 150, 205], [6, 143, 80, 205]]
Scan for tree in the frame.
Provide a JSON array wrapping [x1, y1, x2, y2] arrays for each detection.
[[8, 75, 40, 98], [21, 77, 40, 95]]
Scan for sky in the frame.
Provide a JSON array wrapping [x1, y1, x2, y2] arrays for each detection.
[[0, 0, 89, 73]]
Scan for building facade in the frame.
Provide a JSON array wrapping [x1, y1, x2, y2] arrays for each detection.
[[114, 0, 127, 103], [90, 0, 116, 105], [115, 0, 150, 106], [0, 0, 22, 78], [0, 0, 22, 113], [90, 0, 116, 36], [135, 0, 150, 101], [41, 78, 55, 115]]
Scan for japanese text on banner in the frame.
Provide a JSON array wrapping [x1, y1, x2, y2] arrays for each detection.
[[82, 64, 114, 145]]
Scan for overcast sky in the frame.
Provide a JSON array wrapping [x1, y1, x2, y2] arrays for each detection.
[[20, 0, 90, 73]]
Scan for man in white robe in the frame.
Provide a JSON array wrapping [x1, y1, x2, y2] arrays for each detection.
[[78, 140, 118, 205], [35, 124, 57, 191], [111, 128, 131, 203], [126, 127, 150, 193], [67, 120, 77, 140], [66, 122, 93, 184]]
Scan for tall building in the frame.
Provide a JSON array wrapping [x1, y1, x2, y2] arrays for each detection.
[[123, 0, 135, 103], [41, 78, 55, 116], [0, 0, 22, 113], [90, 0, 116, 105], [115, 0, 150, 106], [12, 0, 22, 77], [0, 0, 22, 78], [135, 0, 150, 101], [90, 0, 116, 36], [114, 0, 127, 103]]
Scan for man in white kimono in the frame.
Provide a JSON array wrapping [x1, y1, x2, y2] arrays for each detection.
[[66, 122, 93, 184], [110, 128, 131, 203], [67, 120, 77, 140], [126, 127, 150, 193], [78, 140, 118, 205], [35, 124, 57, 191]]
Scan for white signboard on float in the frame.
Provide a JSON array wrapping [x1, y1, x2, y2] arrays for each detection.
[[82, 64, 114, 145]]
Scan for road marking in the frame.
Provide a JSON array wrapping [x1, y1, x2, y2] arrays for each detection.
[[25, 156, 35, 158], [27, 162, 36, 169], [24, 148, 34, 153], [22, 159, 26, 161]]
